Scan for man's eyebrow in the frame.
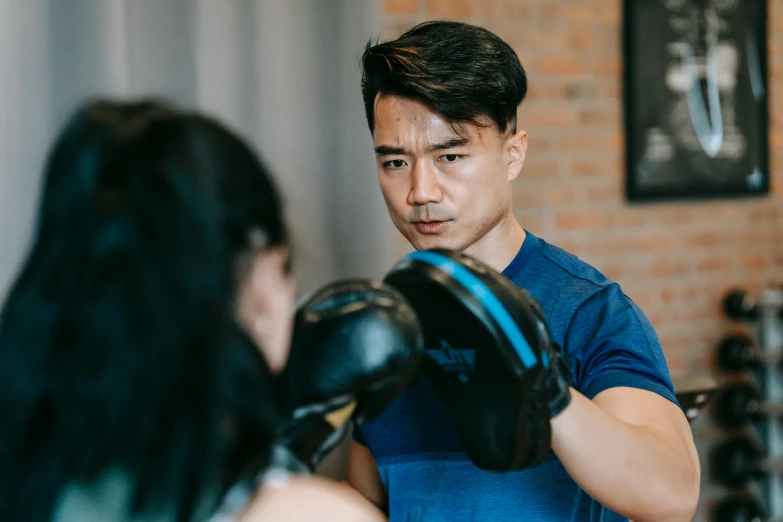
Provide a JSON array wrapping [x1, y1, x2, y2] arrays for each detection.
[[374, 137, 470, 156], [375, 145, 406, 155], [426, 137, 470, 152]]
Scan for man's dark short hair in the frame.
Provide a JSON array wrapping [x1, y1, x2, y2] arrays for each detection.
[[360, 21, 528, 135]]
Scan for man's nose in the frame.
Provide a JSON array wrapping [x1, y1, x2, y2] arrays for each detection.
[[408, 162, 443, 206]]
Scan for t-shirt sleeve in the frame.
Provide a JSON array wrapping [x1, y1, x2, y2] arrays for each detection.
[[564, 284, 679, 408]]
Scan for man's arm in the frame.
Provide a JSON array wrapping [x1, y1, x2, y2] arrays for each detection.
[[550, 386, 700, 522], [345, 440, 388, 511]]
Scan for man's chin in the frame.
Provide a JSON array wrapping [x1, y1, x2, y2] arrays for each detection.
[[408, 233, 465, 252]]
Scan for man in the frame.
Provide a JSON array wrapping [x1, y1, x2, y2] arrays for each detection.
[[346, 21, 700, 522]]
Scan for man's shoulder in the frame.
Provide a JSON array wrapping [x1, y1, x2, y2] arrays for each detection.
[[536, 236, 612, 287], [513, 234, 621, 312]]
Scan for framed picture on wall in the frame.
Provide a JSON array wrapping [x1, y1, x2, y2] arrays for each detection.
[[623, 0, 769, 202]]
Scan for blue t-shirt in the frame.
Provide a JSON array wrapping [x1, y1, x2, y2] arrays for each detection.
[[355, 231, 679, 522]]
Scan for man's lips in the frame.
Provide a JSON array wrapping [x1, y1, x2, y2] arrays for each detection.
[[412, 220, 451, 234]]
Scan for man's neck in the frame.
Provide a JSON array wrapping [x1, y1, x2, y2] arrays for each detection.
[[462, 215, 527, 273]]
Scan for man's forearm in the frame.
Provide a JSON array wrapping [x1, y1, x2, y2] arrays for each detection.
[[550, 389, 699, 522]]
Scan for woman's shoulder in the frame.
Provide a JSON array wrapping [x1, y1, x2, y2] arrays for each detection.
[[240, 475, 386, 522]]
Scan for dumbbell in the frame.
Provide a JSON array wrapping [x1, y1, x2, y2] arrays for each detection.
[[712, 382, 783, 429], [716, 334, 778, 374], [711, 435, 782, 487], [713, 495, 767, 522], [712, 383, 764, 428], [724, 289, 759, 321]]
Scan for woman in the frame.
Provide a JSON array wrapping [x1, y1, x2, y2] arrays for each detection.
[[0, 100, 384, 521]]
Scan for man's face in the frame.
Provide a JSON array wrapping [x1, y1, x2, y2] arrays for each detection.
[[372, 95, 525, 252]]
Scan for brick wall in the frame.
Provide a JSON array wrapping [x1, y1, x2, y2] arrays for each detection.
[[383, 0, 783, 378]]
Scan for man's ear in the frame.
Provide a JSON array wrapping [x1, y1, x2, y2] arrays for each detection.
[[506, 129, 528, 182]]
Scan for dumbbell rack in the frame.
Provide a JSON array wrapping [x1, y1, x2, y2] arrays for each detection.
[[714, 287, 783, 521], [756, 288, 783, 518]]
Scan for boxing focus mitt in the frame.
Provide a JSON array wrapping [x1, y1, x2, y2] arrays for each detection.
[[383, 249, 573, 472], [274, 279, 424, 473]]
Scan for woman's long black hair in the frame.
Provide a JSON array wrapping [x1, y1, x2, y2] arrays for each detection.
[[0, 100, 288, 521]]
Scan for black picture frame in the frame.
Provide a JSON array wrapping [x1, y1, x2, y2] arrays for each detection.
[[623, 0, 769, 203]]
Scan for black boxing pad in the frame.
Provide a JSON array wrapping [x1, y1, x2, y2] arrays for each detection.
[[384, 249, 558, 471]]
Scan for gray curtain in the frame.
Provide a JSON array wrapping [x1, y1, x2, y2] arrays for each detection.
[[0, 0, 393, 301]]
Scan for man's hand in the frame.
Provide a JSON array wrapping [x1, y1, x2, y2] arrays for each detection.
[[551, 387, 700, 522]]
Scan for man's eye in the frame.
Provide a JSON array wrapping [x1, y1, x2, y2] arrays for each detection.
[[441, 154, 462, 163], [384, 159, 407, 168]]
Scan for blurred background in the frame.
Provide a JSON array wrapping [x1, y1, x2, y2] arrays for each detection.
[[1, 0, 782, 520], [0, 0, 394, 299]]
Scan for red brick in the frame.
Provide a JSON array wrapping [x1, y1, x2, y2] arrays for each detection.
[[512, 186, 541, 208], [688, 232, 720, 248], [600, 264, 626, 282], [597, 82, 622, 99], [426, 0, 474, 17], [598, 5, 621, 25], [649, 260, 690, 278], [595, 58, 622, 76], [748, 206, 779, 222], [516, 214, 543, 234], [581, 106, 620, 125], [605, 211, 647, 228], [384, 0, 419, 14], [664, 355, 686, 376], [587, 184, 620, 203], [661, 288, 677, 303], [543, 185, 576, 206], [538, 3, 559, 20], [538, 57, 586, 76], [555, 211, 603, 231], [530, 136, 552, 153], [696, 257, 731, 273], [678, 286, 697, 302], [734, 231, 765, 247], [562, 5, 594, 24], [381, 23, 414, 40], [656, 207, 695, 226], [526, 82, 568, 101], [527, 106, 579, 127], [570, 161, 616, 177], [563, 132, 623, 152], [524, 28, 570, 48], [566, 82, 599, 100], [521, 161, 559, 179], [629, 291, 657, 310], [481, 0, 504, 17], [741, 255, 767, 271], [773, 174, 783, 194], [570, 31, 594, 49], [481, 0, 530, 19], [630, 235, 678, 253]]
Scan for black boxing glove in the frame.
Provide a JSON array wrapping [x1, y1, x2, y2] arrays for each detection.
[[274, 279, 424, 473], [384, 249, 573, 471]]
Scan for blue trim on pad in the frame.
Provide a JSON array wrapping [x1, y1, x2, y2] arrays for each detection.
[[406, 251, 539, 368]]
